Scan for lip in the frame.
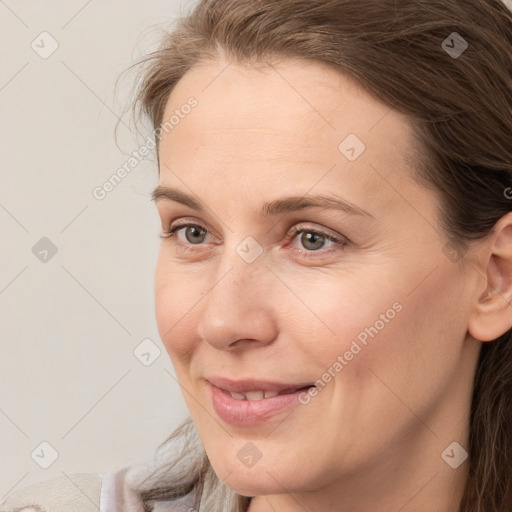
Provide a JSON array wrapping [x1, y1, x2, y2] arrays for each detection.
[[206, 376, 314, 426], [206, 376, 314, 394]]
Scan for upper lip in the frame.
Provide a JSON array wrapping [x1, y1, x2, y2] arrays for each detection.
[[206, 376, 314, 394]]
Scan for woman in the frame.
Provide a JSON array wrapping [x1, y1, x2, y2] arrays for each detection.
[[2, 0, 511, 511]]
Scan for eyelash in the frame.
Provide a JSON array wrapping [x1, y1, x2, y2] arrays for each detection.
[[159, 221, 347, 258]]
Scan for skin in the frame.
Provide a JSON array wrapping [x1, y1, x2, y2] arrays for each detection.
[[152, 57, 512, 512]]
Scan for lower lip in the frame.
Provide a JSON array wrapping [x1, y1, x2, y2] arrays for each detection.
[[209, 382, 310, 426]]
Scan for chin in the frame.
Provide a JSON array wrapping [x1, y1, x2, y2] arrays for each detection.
[[212, 456, 314, 497], [222, 472, 287, 497]]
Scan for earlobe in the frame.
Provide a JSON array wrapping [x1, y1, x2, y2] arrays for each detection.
[[468, 214, 512, 342]]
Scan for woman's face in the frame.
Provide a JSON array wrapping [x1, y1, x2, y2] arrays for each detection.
[[154, 59, 482, 508]]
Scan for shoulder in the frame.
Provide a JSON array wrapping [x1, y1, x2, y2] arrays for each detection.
[[0, 472, 103, 512], [0, 464, 145, 512], [0, 463, 195, 512]]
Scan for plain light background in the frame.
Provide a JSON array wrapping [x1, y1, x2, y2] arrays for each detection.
[[2, 0, 512, 503], [0, 0, 192, 500]]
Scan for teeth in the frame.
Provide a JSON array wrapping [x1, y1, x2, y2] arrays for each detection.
[[228, 390, 280, 400], [244, 391, 265, 400]]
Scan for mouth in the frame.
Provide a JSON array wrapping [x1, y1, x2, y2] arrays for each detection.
[[221, 386, 313, 401], [206, 375, 314, 396], [206, 376, 316, 426]]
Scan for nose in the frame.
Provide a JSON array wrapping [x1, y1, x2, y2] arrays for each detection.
[[196, 255, 278, 351]]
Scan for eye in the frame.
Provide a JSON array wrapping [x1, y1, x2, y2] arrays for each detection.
[[292, 230, 332, 251], [286, 224, 346, 257], [176, 224, 208, 244], [159, 221, 214, 248], [159, 220, 347, 257]]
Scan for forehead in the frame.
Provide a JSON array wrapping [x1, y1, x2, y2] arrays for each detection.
[[157, 58, 422, 214], [161, 58, 411, 143]]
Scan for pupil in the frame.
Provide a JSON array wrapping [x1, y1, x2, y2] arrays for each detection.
[[302, 232, 324, 251], [186, 226, 205, 244]]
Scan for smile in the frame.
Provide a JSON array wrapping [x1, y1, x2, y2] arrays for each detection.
[[206, 377, 315, 426]]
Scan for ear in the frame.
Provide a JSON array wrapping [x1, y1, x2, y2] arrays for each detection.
[[468, 212, 512, 342]]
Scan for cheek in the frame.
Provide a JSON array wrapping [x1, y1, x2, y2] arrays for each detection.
[[334, 264, 468, 417], [288, 274, 404, 366], [295, 263, 466, 394], [154, 259, 203, 362]]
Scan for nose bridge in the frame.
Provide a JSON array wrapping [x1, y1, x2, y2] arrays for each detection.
[[197, 246, 277, 350], [213, 232, 269, 304]]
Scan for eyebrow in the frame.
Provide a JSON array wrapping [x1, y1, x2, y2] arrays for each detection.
[[151, 185, 373, 218]]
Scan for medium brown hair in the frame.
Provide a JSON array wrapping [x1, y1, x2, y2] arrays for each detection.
[[131, 1, 512, 510]]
